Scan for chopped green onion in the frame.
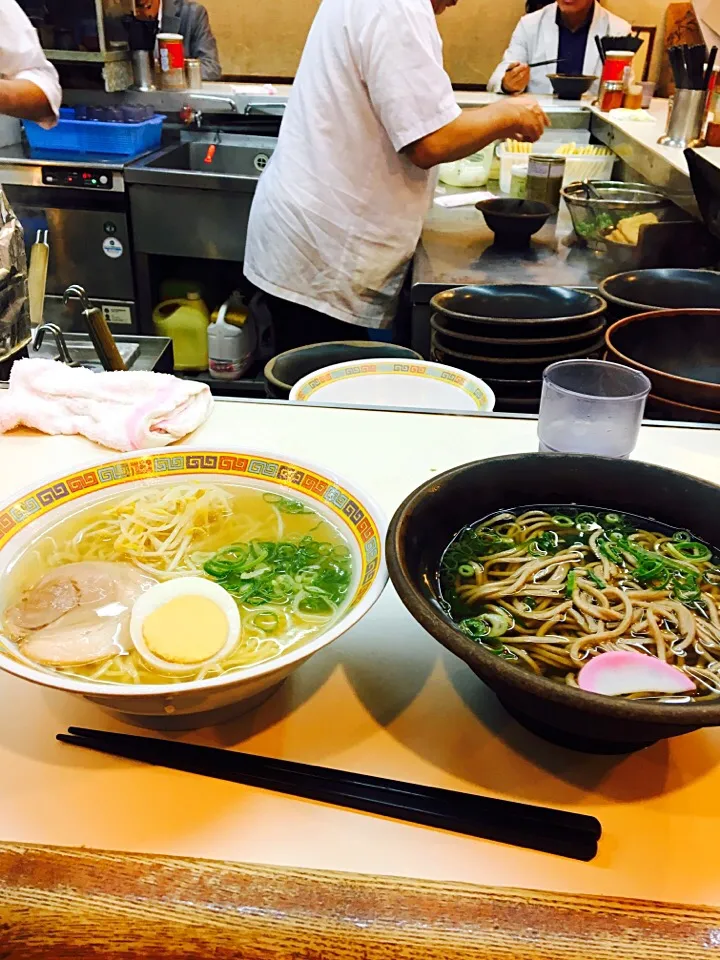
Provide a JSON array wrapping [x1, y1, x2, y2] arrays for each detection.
[[263, 493, 312, 514], [551, 514, 574, 527], [203, 535, 351, 614], [603, 513, 621, 525], [586, 570, 606, 589], [575, 511, 600, 532], [298, 595, 335, 616], [252, 612, 280, 633], [529, 531, 559, 556], [459, 610, 511, 641], [458, 564, 475, 578], [460, 617, 491, 640], [597, 536, 623, 563], [566, 570, 577, 597], [665, 541, 712, 563]]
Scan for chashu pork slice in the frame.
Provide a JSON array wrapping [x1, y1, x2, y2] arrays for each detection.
[[21, 608, 130, 667], [5, 562, 157, 663]]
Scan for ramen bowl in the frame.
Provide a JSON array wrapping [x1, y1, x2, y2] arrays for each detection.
[[0, 447, 387, 728], [387, 453, 720, 754]]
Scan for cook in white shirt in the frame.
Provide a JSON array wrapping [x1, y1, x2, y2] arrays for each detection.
[[245, 0, 547, 344], [0, 0, 61, 125]]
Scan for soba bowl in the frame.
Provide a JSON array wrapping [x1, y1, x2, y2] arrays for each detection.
[[0, 447, 387, 728], [387, 454, 720, 754]]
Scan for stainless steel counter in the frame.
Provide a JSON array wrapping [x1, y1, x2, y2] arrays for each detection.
[[414, 200, 606, 289], [410, 193, 613, 358]]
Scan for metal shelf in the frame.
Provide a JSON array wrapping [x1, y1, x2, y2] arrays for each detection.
[[45, 49, 130, 64]]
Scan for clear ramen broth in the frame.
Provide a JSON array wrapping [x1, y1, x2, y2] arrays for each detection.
[[1, 482, 354, 686], [439, 506, 720, 702]]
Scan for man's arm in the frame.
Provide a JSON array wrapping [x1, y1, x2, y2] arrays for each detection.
[[189, 4, 222, 81], [487, 18, 531, 94], [0, 78, 54, 123], [0, 0, 62, 125], [404, 98, 547, 169]]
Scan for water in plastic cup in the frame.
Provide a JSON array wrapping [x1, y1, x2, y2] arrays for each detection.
[[538, 359, 651, 459]]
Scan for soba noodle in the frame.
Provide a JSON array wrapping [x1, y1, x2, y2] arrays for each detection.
[[440, 508, 720, 701]]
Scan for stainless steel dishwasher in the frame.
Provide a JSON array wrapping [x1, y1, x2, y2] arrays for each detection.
[[0, 144, 138, 332]]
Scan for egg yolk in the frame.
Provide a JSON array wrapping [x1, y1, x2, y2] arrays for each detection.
[[142, 595, 229, 664]]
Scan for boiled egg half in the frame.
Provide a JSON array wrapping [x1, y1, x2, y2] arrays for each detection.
[[130, 577, 241, 675]]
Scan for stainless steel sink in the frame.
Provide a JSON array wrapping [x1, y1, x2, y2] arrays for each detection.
[[125, 134, 276, 191], [30, 331, 172, 373], [33, 333, 140, 371], [125, 133, 277, 262]]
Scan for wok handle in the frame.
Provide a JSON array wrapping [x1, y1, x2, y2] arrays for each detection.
[[83, 306, 126, 372]]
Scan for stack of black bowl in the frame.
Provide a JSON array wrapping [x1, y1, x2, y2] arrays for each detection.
[[430, 285, 607, 412]]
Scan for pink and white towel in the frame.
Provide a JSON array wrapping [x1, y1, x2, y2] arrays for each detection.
[[0, 359, 213, 451]]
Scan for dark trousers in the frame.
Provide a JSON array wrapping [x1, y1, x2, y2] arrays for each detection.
[[261, 293, 369, 355]]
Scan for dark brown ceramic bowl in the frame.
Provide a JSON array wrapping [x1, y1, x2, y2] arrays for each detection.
[[547, 73, 597, 99], [605, 309, 720, 410], [430, 313, 606, 358], [264, 341, 422, 399], [599, 268, 720, 321], [476, 198, 554, 245], [431, 285, 607, 331], [482, 376, 543, 400], [387, 454, 720, 754], [646, 393, 720, 425], [432, 333, 604, 380]]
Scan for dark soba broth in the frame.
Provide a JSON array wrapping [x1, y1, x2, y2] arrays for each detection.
[[439, 506, 720, 702]]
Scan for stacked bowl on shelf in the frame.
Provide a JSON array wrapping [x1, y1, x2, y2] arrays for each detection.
[[601, 269, 720, 423], [429, 284, 607, 413]]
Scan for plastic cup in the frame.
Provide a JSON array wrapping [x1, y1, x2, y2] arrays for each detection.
[[538, 359, 651, 458]]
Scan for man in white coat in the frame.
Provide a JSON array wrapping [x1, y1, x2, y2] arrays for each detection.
[[488, 0, 630, 96]]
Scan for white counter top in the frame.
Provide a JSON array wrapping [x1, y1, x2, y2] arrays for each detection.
[[1, 402, 720, 909]]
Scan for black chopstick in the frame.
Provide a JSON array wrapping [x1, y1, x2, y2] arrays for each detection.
[[595, 36, 606, 64], [63, 727, 600, 837], [527, 57, 565, 69], [58, 728, 601, 861]]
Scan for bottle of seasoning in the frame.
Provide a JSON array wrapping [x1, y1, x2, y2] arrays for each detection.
[[185, 58, 203, 89], [526, 156, 565, 208], [623, 83, 644, 111], [600, 81, 624, 113]]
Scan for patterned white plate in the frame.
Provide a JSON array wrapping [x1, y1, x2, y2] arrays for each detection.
[[290, 359, 495, 413]]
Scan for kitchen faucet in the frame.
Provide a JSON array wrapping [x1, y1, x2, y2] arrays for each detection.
[[180, 96, 239, 129]]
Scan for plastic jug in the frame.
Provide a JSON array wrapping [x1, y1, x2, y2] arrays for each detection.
[[208, 300, 256, 380], [153, 292, 209, 371]]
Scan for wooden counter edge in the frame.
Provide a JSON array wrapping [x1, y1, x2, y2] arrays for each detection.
[[0, 841, 716, 958]]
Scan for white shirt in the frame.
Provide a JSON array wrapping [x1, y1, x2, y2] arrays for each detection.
[[244, 0, 461, 329], [487, 3, 631, 95], [0, 0, 62, 126]]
